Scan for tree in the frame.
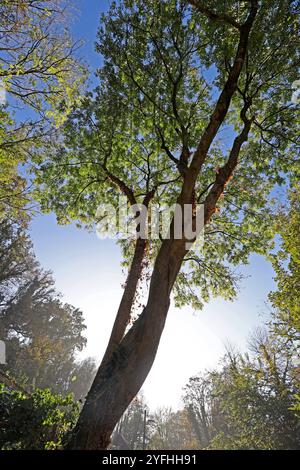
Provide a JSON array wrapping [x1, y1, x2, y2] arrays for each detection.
[[1, 276, 85, 392], [183, 373, 214, 448], [68, 358, 97, 402], [114, 400, 198, 450], [0, 110, 31, 220], [32, 0, 300, 448], [269, 186, 300, 343], [0, 0, 85, 218], [183, 335, 300, 450], [0, 217, 36, 297], [0, 216, 96, 400], [112, 394, 148, 450], [148, 407, 198, 450], [268, 186, 300, 418]]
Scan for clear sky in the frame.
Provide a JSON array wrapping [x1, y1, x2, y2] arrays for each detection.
[[29, 0, 276, 410]]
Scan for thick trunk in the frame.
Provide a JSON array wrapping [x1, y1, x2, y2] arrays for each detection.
[[66, 239, 187, 449]]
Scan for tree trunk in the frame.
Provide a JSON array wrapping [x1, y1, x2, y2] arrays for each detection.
[[100, 237, 147, 366], [66, 238, 187, 449]]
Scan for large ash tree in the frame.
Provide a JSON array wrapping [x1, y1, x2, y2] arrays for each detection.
[[32, 0, 300, 449]]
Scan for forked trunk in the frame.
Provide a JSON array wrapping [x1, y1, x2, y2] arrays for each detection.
[[66, 117, 253, 449], [66, 239, 187, 449]]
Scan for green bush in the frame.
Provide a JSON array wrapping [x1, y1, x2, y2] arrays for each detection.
[[0, 384, 79, 449]]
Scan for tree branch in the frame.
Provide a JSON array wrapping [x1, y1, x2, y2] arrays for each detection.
[[181, 0, 258, 203], [203, 102, 254, 223], [188, 0, 242, 30]]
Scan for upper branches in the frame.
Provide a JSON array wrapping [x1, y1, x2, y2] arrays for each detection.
[[180, 0, 258, 202], [31, 0, 300, 309], [203, 101, 254, 224]]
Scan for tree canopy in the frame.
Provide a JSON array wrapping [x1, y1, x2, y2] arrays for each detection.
[[33, 0, 299, 309], [29, 0, 300, 449]]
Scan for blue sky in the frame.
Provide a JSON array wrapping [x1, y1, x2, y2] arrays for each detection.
[[29, 0, 277, 409]]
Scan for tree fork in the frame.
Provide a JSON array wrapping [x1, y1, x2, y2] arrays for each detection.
[[66, 106, 253, 448]]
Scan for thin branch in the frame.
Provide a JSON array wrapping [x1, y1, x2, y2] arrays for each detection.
[[188, 0, 242, 30]]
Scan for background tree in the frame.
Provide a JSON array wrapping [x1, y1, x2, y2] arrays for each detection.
[[0, 0, 85, 218], [0, 215, 96, 400], [269, 186, 300, 343], [68, 358, 97, 402], [183, 334, 300, 450], [112, 394, 148, 450], [113, 398, 198, 450], [32, 0, 300, 448], [148, 407, 198, 450], [268, 185, 300, 417], [0, 217, 36, 298], [183, 373, 215, 448]]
